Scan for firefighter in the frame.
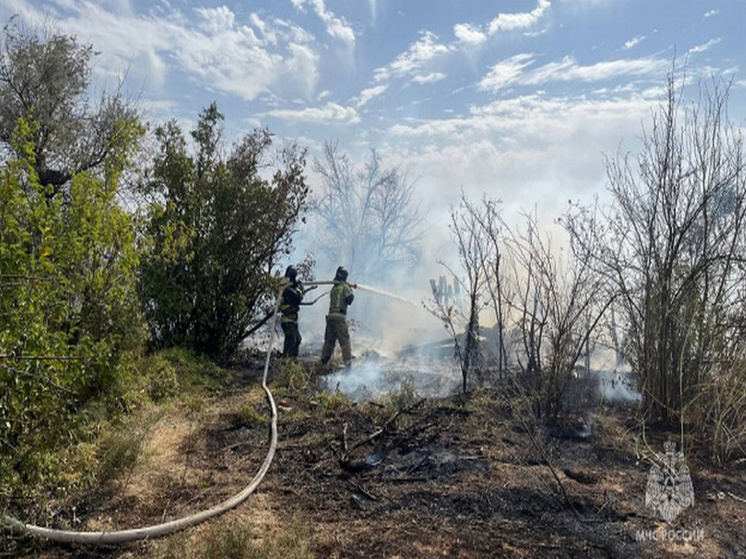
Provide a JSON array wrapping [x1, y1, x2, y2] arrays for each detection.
[[279, 265, 304, 358], [320, 266, 356, 368]]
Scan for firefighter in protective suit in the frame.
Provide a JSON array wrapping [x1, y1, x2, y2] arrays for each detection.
[[279, 265, 304, 358], [320, 266, 356, 368]]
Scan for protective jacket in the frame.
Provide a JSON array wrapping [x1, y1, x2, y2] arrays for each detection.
[[327, 282, 354, 319], [279, 282, 304, 323]]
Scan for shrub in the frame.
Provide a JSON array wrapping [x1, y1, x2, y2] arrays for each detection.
[[138, 103, 309, 361], [0, 117, 144, 505]]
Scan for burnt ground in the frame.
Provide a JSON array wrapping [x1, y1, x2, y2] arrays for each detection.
[[5, 357, 746, 559]]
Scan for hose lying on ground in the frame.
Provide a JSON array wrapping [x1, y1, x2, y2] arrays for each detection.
[[1, 294, 284, 544]]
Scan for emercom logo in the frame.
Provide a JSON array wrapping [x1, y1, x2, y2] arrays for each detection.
[[645, 440, 695, 524]]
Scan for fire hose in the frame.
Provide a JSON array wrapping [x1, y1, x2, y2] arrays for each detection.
[[1, 279, 356, 544]]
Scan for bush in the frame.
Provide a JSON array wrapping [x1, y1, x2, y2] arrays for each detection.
[[276, 359, 308, 393], [138, 103, 309, 361], [0, 117, 144, 505]]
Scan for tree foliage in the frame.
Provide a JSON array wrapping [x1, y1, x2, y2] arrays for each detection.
[[0, 116, 144, 499], [0, 17, 139, 191], [138, 103, 309, 360]]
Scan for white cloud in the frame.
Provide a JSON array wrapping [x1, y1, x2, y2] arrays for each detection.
[[480, 54, 667, 92], [704, 9, 719, 19], [3, 2, 321, 102], [454, 23, 487, 45], [527, 56, 665, 84], [623, 35, 645, 50], [196, 6, 237, 33], [249, 12, 277, 44], [384, 93, 655, 220], [413, 72, 447, 84], [451, 0, 549, 48], [488, 0, 550, 35], [265, 102, 360, 124], [290, 0, 355, 45], [374, 31, 454, 82], [689, 38, 721, 54], [355, 85, 388, 108], [284, 43, 321, 99], [479, 53, 535, 91]]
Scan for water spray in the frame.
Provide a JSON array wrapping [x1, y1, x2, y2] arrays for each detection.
[[354, 284, 420, 307], [302, 280, 420, 307]]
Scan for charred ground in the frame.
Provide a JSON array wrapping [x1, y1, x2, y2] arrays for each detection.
[[6, 354, 746, 559]]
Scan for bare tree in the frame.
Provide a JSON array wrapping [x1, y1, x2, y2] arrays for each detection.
[[505, 213, 612, 421], [469, 196, 512, 378], [564, 74, 746, 441], [311, 140, 422, 282]]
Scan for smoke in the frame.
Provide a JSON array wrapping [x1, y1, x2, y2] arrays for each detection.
[[584, 346, 641, 404], [318, 351, 462, 403], [595, 370, 641, 403]]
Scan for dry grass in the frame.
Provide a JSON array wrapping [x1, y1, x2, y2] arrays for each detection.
[[150, 513, 312, 559]]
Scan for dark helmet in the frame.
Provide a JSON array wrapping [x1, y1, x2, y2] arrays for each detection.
[[334, 266, 348, 282], [284, 265, 298, 281]]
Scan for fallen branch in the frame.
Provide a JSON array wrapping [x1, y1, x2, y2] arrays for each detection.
[[350, 410, 401, 452]]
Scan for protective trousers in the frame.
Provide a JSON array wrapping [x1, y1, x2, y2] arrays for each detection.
[[281, 321, 301, 358], [320, 316, 352, 367]]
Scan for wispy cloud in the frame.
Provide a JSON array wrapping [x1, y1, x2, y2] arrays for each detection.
[[703, 9, 719, 19], [355, 84, 388, 108], [367, 0, 377, 22], [290, 0, 355, 45], [479, 54, 666, 92], [689, 38, 721, 54], [413, 72, 447, 84], [479, 53, 535, 91], [374, 31, 454, 83], [623, 35, 645, 50], [265, 102, 360, 124], [526, 56, 665, 84], [488, 0, 550, 35]]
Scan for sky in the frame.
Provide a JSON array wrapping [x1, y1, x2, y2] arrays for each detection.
[[2, 0, 746, 252]]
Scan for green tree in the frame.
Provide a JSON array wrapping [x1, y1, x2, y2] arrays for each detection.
[[0, 17, 140, 192], [0, 115, 144, 499], [138, 103, 309, 360]]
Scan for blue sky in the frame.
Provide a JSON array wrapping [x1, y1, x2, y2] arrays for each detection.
[[2, 0, 745, 228]]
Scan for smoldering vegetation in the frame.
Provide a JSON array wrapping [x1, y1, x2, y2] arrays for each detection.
[[289, 75, 746, 468]]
